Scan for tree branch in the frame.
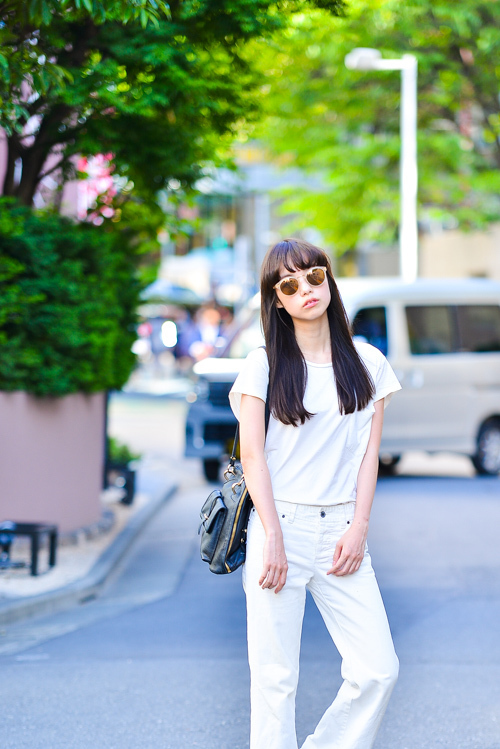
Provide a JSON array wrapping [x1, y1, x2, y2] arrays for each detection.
[[448, 42, 500, 168], [37, 156, 67, 183]]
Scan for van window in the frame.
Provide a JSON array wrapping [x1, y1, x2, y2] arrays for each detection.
[[351, 307, 388, 356], [456, 305, 500, 353], [406, 306, 456, 354]]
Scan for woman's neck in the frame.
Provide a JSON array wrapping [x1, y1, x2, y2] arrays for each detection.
[[293, 314, 331, 363]]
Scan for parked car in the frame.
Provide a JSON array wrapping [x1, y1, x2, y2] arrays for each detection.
[[185, 278, 500, 480]]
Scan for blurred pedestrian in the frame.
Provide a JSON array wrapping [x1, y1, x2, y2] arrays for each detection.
[[176, 304, 227, 363], [229, 238, 401, 749]]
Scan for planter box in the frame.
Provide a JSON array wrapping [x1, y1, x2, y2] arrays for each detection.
[[0, 391, 105, 534], [106, 462, 136, 506]]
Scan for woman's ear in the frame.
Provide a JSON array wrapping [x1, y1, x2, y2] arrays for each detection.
[[276, 299, 284, 309]]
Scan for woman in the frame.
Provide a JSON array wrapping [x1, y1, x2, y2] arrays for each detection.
[[228, 238, 401, 749]]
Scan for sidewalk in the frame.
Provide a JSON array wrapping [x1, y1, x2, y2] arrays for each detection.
[[0, 465, 177, 626], [0, 373, 186, 628], [122, 362, 192, 398]]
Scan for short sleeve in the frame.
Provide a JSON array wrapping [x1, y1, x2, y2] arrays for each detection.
[[373, 350, 402, 409], [229, 347, 269, 421]]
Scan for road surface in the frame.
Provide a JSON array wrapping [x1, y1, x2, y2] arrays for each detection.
[[1, 397, 499, 749]]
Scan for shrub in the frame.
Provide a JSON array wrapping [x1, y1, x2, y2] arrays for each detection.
[[108, 436, 141, 464], [0, 199, 141, 396]]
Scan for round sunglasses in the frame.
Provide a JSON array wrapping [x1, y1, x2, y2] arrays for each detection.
[[273, 266, 327, 296]]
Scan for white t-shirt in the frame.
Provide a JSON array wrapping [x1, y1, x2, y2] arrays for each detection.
[[228, 342, 402, 506]]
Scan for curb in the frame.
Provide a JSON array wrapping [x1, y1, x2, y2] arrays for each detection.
[[0, 482, 177, 627]]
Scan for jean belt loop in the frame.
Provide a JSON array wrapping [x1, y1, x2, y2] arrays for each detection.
[[348, 501, 354, 522], [343, 502, 348, 524], [287, 503, 298, 524]]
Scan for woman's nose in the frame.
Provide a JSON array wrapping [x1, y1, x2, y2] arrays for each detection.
[[299, 277, 311, 294]]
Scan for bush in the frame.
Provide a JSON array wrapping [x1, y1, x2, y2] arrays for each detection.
[[0, 199, 141, 396], [108, 436, 141, 464]]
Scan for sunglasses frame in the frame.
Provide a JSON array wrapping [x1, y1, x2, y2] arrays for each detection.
[[273, 266, 328, 296]]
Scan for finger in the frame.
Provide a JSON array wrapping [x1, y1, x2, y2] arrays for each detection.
[[275, 567, 287, 594], [329, 553, 348, 573], [333, 565, 351, 577], [262, 572, 274, 589], [336, 556, 361, 576], [270, 564, 284, 589], [259, 566, 272, 586], [349, 558, 362, 575], [262, 565, 280, 589], [327, 560, 345, 576], [335, 563, 352, 576], [332, 542, 342, 564], [331, 549, 360, 575], [328, 545, 344, 574]]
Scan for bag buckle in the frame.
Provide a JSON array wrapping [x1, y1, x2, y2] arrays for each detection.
[[223, 464, 237, 481], [231, 476, 245, 494]]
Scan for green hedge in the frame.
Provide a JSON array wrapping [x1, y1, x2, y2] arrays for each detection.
[[0, 199, 140, 396]]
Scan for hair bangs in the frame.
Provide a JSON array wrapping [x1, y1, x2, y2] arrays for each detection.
[[263, 238, 330, 289]]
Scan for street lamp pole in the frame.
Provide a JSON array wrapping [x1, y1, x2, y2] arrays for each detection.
[[399, 54, 418, 283], [345, 48, 418, 282]]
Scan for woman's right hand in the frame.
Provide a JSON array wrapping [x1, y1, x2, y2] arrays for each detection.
[[260, 529, 288, 593]]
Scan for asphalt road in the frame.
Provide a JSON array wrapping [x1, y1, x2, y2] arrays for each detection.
[[1, 397, 499, 749]]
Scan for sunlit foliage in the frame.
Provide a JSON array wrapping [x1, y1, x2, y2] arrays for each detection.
[[251, 0, 500, 253], [0, 0, 345, 206]]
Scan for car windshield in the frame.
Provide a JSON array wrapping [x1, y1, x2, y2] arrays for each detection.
[[222, 308, 263, 359]]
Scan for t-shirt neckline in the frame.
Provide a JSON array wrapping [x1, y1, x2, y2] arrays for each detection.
[[305, 359, 332, 368]]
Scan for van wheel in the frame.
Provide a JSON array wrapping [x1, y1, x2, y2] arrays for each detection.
[[203, 459, 220, 482], [378, 455, 401, 476], [472, 419, 500, 476]]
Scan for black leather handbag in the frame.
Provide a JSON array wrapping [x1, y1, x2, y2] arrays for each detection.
[[199, 401, 270, 574]]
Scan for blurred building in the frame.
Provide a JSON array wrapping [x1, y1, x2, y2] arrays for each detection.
[[355, 223, 500, 280], [158, 143, 322, 308], [419, 225, 500, 280], [160, 142, 500, 298]]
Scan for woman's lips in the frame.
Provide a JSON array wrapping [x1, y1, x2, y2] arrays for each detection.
[[303, 298, 319, 308]]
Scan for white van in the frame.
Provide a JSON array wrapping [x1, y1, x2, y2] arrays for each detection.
[[187, 278, 500, 477], [341, 277, 500, 475]]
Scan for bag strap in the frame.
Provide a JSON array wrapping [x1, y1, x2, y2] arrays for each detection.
[[229, 394, 270, 468], [229, 347, 270, 469]]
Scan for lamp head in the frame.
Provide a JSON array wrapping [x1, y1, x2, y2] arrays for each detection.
[[344, 47, 382, 70]]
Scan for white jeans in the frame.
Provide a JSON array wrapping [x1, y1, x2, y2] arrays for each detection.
[[242, 500, 398, 749]]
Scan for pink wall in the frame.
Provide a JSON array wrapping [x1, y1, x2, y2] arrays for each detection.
[[0, 130, 7, 192], [0, 391, 105, 533]]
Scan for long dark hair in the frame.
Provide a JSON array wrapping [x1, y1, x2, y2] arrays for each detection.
[[261, 238, 375, 426]]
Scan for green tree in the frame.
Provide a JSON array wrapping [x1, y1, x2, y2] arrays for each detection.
[[0, 1, 346, 396], [0, 196, 140, 395], [0, 0, 345, 207], [252, 0, 500, 254]]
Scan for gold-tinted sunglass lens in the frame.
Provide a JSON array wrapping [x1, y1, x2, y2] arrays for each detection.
[[278, 268, 326, 295], [307, 268, 326, 286], [279, 278, 299, 295]]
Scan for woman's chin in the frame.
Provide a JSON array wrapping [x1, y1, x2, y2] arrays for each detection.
[[292, 306, 327, 322]]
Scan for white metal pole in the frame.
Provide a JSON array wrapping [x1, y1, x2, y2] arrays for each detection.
[[400, 54, 418, 282]]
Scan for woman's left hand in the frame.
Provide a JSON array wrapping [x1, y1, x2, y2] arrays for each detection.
[[327, 523, 368, 577]]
